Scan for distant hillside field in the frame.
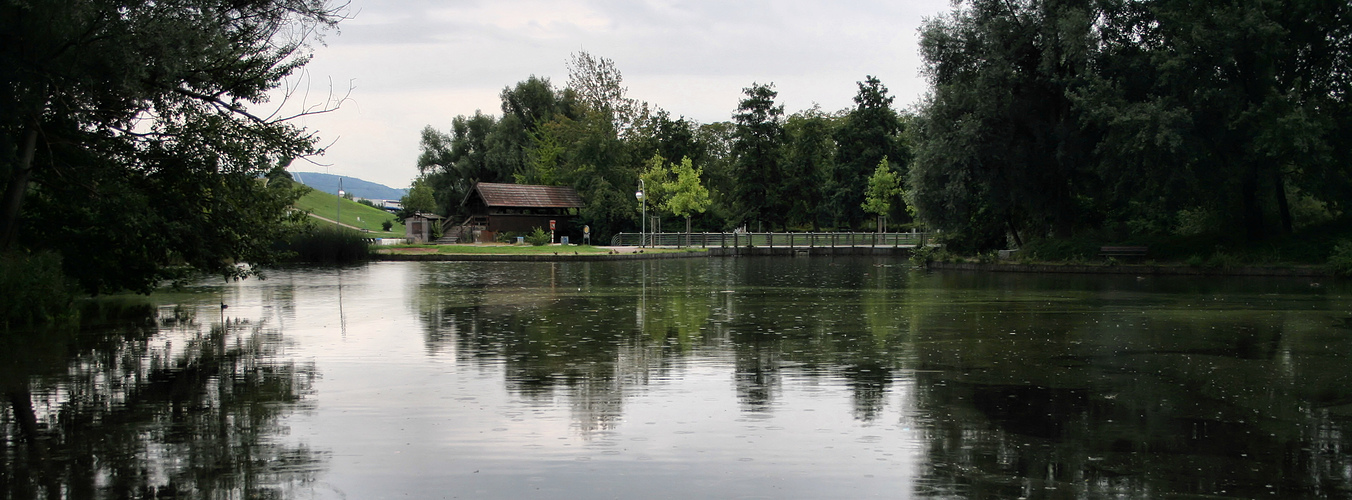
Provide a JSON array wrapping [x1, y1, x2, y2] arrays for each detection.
[[290, 171, 408, 201], [295, 188, 405, 237]]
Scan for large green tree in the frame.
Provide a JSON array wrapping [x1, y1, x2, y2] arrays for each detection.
[[661, 156, 712, 239], [781, 107, 837, 230], [1083, 0, 1352, 238], [833, 76, 905, 230], [1, 0, 344, 293], [731, 83, 786, 231], [910, 0, 1352, 250], [909, 0, 1098, 251]]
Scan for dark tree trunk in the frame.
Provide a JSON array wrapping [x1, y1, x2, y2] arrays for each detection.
[[0, 123, 39, 250], [1241, 169, 1264, 240], [1007, 214, 1025, 248], [1275, 171, 1293, 234]]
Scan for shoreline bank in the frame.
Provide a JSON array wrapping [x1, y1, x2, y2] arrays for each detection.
[[370, 246, 1334, 277], [925, 261, 1330, 277]]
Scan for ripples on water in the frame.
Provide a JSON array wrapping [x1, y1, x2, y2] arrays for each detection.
[[3, 258, 1351, 499]]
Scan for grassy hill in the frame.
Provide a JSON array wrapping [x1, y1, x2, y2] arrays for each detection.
[[294, 188, 405, 237]]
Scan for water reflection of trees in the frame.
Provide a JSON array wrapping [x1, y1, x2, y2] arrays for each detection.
[[1, 301, 323, 499], [414, 258, 917, 427], [415, 261, 714, 434], [904, 273, 1352, 499], [411, 259, 1352, 497]]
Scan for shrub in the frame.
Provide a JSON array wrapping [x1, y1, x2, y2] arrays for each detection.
[[381, 220, 393, 231], [1022, 236, 1100, 261], [910, 244, 952, 265], [0, 250, 77, 328], [284, 226, 371, 263], [1203, 251, 1242, 271], [1330, 240, 1352, 278], [525, 227, 551, 246]]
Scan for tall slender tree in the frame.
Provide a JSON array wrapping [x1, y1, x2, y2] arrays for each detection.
[[731, 83, 786, 230], [781, 107, 837, 230], [833, 76, 904, 230]]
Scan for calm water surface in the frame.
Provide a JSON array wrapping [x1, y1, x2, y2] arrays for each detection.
[[4, 257, 1352, 499]]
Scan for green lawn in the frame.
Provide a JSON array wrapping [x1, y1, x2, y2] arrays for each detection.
[[295, 189, 404, 237]]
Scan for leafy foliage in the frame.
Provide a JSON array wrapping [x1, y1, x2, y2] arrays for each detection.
[[781, 107, 836, 229], [1330, 241, 1352, 278], [525, 227, 552, 246], [400, 177, 439, 218], [732, 83, 786, 230], [662, 157, 712, 233], [284, 225, 371, 264], [909, 0, 1352, 252], [1, 0, 345, 294], [415, 50, 933, 241], [0, 250, 75, 328], [862, 157, 901, 218], [834, 76, 906, 230]]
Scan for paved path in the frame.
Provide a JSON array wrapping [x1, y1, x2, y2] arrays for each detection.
[[307, 213, 375, 232]]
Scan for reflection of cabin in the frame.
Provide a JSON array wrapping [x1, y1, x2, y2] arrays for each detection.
[[405, 212, 444, 243], [453, 182, 584, 242]]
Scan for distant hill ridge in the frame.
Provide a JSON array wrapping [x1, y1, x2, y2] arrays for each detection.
[[290, 171, 407, 201]]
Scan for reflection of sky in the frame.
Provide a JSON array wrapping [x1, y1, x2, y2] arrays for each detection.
[[202, 261, 922, 499], [167, 260, 1352, 498]]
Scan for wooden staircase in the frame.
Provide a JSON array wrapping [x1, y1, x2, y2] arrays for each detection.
[[438, 215, 486, 244]]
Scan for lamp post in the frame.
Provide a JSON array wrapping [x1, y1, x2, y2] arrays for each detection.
[[635, 179, 645, 248]]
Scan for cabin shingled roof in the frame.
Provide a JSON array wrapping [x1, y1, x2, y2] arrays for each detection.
[[464, 182, 584, 208]]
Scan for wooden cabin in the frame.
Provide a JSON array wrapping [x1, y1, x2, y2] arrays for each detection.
[[405, 212, 444, 243], [455, 182, 584, 242]]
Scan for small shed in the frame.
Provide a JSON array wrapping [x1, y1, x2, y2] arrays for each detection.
[[459, 183, 584, 240], [405, 212, 444, 243]]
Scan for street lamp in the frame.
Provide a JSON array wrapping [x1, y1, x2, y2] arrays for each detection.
[[635, 179, 645, 248]]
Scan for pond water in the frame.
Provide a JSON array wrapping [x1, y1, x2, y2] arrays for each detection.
[[4, 257, 1352, 499]]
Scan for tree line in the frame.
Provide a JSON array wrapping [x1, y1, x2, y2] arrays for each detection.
[[421, 0, 1352, 254], [4, 0, 1349, 304], [414, 52, 910, 242], [909, 0, 1352, 252]]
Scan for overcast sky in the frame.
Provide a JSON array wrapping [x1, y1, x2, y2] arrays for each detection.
[[276, 0, 955, 189]]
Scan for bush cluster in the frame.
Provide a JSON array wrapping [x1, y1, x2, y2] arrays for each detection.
[[284, 226, 372, 263], [0, 251, 76, 328], [525, 227, 552, 246], [1330, 240, 1352, 278]]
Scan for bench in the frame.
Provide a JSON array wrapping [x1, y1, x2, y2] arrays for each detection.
[[1100, 246, 1148, 260]]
